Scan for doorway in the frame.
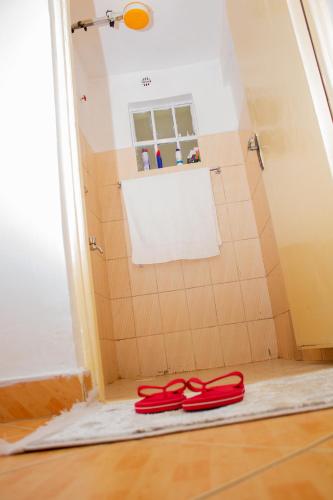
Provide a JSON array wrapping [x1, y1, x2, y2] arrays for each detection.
[[57, 0, 333, 399]]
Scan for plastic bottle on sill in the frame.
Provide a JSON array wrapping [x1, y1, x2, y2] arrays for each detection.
[[176, 147, 183, 165], [187, 151, 192, 164], [142, 148, 150, 171], [187, 149, 195, 163], [194, 147, 201, 162], [156, 148, 163, 169]]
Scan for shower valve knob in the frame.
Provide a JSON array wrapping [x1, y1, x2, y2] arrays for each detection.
[[89, 236, 104, 255]]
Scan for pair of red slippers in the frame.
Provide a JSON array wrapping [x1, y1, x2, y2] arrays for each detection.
[[135, 371, 245, 414]]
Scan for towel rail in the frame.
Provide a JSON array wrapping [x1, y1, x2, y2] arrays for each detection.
[[117, 167, 221, 188]]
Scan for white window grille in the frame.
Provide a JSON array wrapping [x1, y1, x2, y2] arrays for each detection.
[[129, 95, 200, 171]]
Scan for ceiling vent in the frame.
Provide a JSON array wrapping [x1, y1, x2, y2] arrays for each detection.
[[141, 76, 152, 87]]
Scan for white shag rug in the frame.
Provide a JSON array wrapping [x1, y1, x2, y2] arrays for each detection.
[[1, 369, 333, 455]]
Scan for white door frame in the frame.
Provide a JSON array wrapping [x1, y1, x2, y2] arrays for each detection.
[[48, 0, 105, 398]]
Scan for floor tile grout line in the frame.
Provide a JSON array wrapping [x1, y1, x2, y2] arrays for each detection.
[[193, 431, 333, 499], [0, 424, 44, 432], [126, 436, 332, 454], [0, 449, 80, 477], [149, 439, 328, 453], [1, 419, 55, 430], [2, 428, 332, 478]]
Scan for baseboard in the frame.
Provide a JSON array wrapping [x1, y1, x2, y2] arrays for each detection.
[[0, 371, 93, 423]]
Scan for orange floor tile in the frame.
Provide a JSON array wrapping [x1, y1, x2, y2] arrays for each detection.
[[0, 360, 332, 499]]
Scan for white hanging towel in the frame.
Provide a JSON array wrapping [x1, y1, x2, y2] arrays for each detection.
[[122, 168, 221, 264]]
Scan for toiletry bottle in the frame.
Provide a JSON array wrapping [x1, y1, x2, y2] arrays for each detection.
[[188, 149, 195, 163], [142, 148, 150, 171], [156, 148, 163, 168], [194, 147, 200, 162], [176, 147, 183, 165], [187, 151, 192, 164]]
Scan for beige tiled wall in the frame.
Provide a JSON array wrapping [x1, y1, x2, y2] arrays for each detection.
[[93, 131, 278, 379], [239, 118, 299, 360], [81, 118, 333, 379], [79, 132, 119, 384], [239, 108, 333, 362]]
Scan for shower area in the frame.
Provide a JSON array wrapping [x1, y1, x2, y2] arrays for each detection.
[[70, 0, 333, 394]]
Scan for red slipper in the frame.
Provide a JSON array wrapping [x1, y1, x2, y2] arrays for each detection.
[[135, 378, 187, 414], [182, 371, 245, 412]]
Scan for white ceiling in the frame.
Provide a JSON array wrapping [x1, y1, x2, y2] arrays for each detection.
[[70, 0, 224, 78]]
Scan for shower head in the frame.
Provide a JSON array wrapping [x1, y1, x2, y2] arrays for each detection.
[[71, 3, 151, 34], [123, 3, 151, 30]]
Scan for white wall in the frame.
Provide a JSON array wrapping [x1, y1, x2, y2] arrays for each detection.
[[220, 1, 247, 122], [84, 59, 241, 152], [0, 0, 79, 381], [72, 1, 247, 153], [73, 54, 93, 143]]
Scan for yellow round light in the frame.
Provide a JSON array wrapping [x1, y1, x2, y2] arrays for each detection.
[[123, 2, 150, 30]]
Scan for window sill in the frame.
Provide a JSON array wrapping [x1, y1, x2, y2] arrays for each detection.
[[136, 161, 203, 178]]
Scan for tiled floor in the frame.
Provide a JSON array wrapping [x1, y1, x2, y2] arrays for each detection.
[[1, 360, 333, 499], [105, 358, 332, 401]]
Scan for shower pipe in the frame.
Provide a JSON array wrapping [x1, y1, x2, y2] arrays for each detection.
[[71, 10, 123, 33]]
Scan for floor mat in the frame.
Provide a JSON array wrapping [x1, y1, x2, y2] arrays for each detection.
[[1, 369, 333, 455]]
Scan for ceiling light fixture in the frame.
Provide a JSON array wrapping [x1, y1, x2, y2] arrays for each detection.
[[71, 2, 151, 33]]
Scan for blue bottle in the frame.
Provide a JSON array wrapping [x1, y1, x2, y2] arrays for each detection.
[[156, 148, 163, 168]]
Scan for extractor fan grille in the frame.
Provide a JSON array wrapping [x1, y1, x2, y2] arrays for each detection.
[[141, 76, 152, 87]]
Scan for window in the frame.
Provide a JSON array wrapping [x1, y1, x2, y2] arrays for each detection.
[[129, 95, 200, 171]]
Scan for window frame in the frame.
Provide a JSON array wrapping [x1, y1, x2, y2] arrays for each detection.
[[129, 98, 199, 168]]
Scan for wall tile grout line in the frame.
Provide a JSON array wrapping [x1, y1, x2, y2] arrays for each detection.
[[112, 315, 277, 342], [193, 431, 333, 500], [101, 207, 266, 226], [156, 286, 169, 374], [251, 172, 263, 202], [258, 214, 271, 239], [249, 172, 262, 202], [109, 275, 276, 301], [266, 261, 282, 279], [95, 291, 111, 301], [234, 242, 254, 362], [208, 264, 226, 368], [105, 236, 270, 263]]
